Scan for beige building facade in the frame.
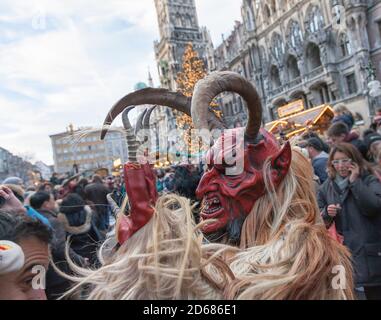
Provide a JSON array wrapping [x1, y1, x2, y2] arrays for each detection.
[[50, 125, 128, 174]]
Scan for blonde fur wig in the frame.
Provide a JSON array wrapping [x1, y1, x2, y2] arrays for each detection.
[[224, 150, 354, 300], [56, 194, 234, 300]]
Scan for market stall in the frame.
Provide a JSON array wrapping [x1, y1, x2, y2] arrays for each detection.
[[265, 100, 334, 139]]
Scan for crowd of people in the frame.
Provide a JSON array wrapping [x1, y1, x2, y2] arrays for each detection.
[[1, 95, 381, 300]]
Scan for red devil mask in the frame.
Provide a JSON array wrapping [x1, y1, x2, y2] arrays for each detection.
[[191, 72, 292, 243], [196, 128, 291, 242]]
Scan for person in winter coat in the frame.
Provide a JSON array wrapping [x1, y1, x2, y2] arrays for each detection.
[[58, 194, 103, 267], [306, 137, 329, 183], [326, 122, 367, 159], [84, 175, 110, 234], [317, 143, 381, 300], [29, 191, 85, 299]]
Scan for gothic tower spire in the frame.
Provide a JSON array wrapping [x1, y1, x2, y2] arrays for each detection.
[[154, 0, 207, 90]]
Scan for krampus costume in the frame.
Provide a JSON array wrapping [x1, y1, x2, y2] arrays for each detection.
[[60, 72, 354, 300]]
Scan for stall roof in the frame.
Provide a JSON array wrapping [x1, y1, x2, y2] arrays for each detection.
[[265, 104, 334, 134]]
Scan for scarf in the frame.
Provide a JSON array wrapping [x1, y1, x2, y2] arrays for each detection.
[[334, 174, 349, 192]]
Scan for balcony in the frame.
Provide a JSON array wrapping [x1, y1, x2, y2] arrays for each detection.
[[269, 86, 284, 97], [306, 66, 324, 80], [287, 77, 302, 90]]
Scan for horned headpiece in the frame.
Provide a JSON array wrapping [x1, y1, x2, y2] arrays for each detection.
[[101, 72, 292, 244]]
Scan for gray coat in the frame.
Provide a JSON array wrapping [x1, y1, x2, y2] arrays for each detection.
[[318, 173, 381, 287]]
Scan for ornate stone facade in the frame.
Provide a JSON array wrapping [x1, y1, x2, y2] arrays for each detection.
[[216, 0, 381, 125], [154, 0, 381, 131], [153, 0, 213, 163], [154, 0, 211, 90]]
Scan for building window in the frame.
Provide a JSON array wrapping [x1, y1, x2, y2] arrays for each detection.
[[306, 43, 322, 70], [270, 65, 282, 89], [271, 33, 285, 60], [264, 5, 271, 20], [288, 20, 303, 49], [287, 55, 300, 80], [270, 0, 276, 14], [346, 73, 358, 95], [307, 6, 324, 33], [340, 33, 352, 57]]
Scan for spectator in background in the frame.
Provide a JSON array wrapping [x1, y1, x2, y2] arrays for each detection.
[[327, 122, 367, 159], [370, 111, 381, 134], [156, 169, 165, 193], [332, 103, 355, 130], [105, 176, 115, 192], [363, 131, 381, 163], [0, 210, 51, 300], [84, 175, 110, 235], [29, 191, 85, 300], [50, 173, 61, 186], [0, 185, 50, 227], [173, 165, 201, 202], [306, 138, 329, 184], [163, 169, 175, 193], [301, 131, 330, 153], [317, 143, 381, 300], [1, 177, 24, 188], [37, 182, 54, 194], [58, 194, 102, 267], [74, 178, 89, 200]]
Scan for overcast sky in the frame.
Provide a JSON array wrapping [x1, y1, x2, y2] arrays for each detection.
[[0, 0, 242, 165]]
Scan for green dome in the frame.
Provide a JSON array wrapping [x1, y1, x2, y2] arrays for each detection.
[[134, 82, 148, 91]]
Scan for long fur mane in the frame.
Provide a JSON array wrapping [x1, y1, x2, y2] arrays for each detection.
[[225, 150, 354, 300], [56, 194, 233, 300]]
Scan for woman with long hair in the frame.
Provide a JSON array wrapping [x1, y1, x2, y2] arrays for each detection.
[[318, 143, 381, 300]]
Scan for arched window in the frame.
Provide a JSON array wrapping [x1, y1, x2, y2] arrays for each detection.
[[288, 20, 303, 49], [306, 43, 322, 70], [307, 6, 325, 33], [270, 0, 277, 14], [339, 33, 352, 57], [246, 8, 254, 30], [287, 55, 301, 80], [255, 0, 261, 10], [264, 5, 271, 20], [270, 65, 282, 88], [185, 15, 192, 28], [176, 14, 182, 27], [271, 33, 285, 60]]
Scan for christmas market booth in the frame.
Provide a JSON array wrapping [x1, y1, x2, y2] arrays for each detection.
[[265, 100, 334, 139]]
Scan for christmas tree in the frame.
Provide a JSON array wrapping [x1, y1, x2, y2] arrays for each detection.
[[176, 43, 222, 160]]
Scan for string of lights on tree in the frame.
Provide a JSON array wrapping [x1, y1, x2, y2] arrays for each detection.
[[175, 43, 223, 158]]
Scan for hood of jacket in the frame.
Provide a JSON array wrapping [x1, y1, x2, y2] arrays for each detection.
[[57, 206, 92, 235]]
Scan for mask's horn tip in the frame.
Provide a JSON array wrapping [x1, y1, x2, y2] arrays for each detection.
[[100, 123, 110, 140]]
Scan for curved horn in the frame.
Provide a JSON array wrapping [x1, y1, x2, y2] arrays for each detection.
[[122, 107, 140, 162], [121, 106, 136, 132], [134, 108, 148, 136], [143, 106, 156, 130], [191, 71, 262, 141], [101, 88, 191, 139]]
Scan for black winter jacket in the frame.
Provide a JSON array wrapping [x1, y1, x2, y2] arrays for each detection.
[[317, 173, 381, 287]]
